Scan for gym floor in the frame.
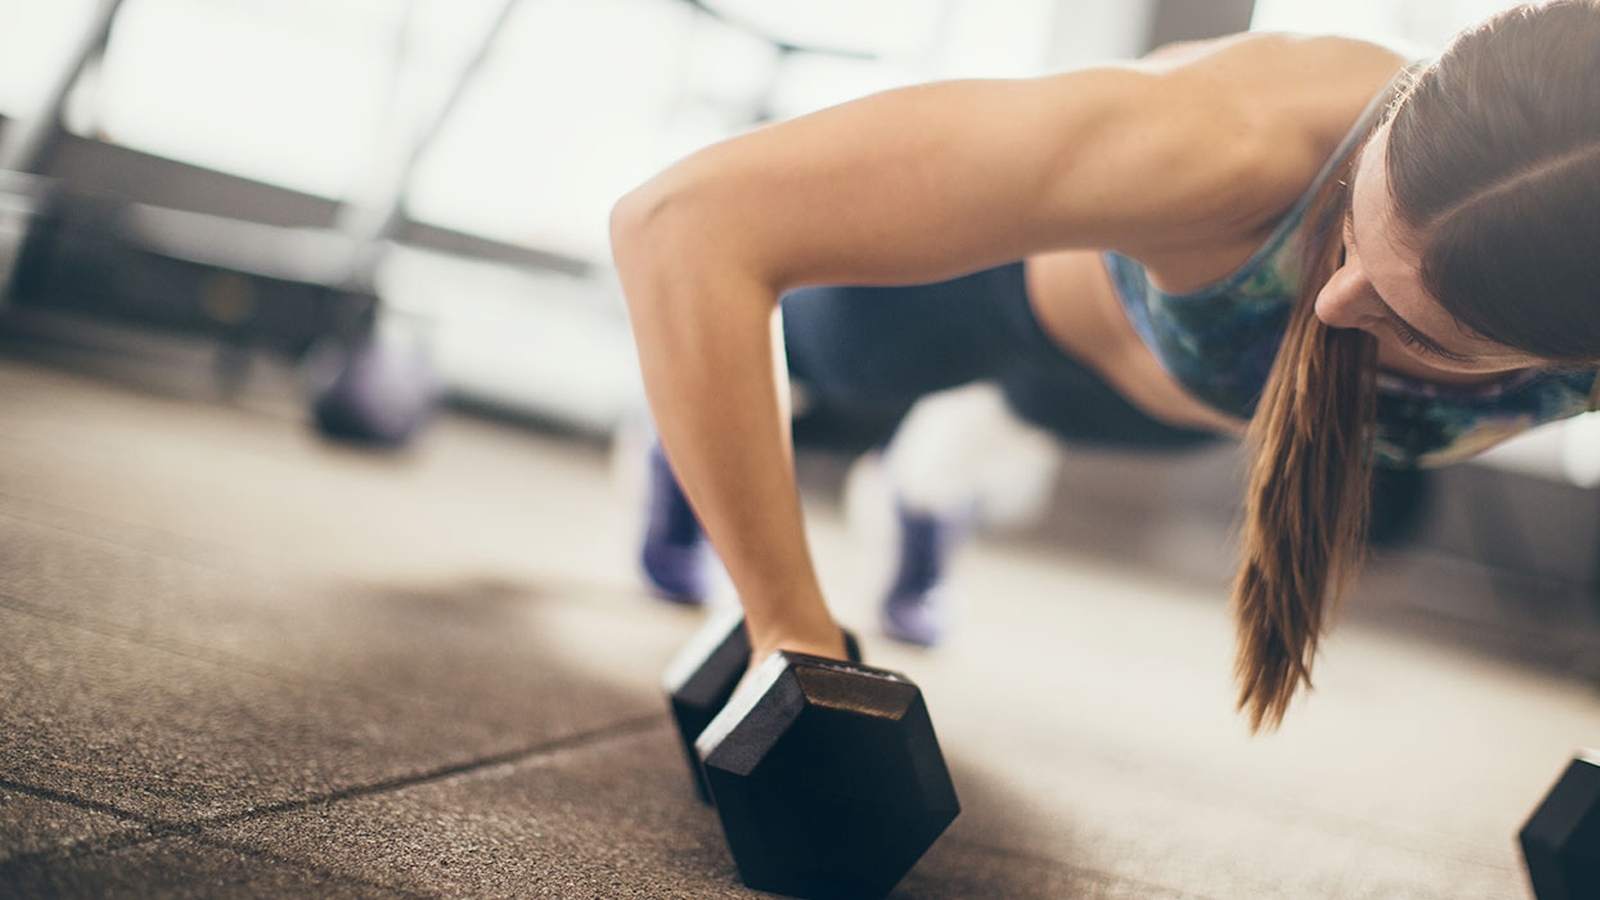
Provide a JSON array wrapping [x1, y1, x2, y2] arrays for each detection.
[[2, 331, 1597, 900]]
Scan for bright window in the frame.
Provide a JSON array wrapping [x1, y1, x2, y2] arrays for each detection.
[[1251, 0, 1525, 51], [3, 0, 1133, 259]]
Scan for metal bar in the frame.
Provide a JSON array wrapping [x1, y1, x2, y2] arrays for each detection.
[[0, 0, 128, 173], [337, 0, 525, 257]]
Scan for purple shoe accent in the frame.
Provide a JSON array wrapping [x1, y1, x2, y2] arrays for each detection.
[[641, 443, 711, 604], [879, 504, 961, 647]]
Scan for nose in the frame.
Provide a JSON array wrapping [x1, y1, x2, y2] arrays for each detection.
[[1313, 258, 1380, 331]]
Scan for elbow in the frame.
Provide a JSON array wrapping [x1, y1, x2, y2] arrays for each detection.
[[609, 176, 716, 355], [609, 176, 703, 315], [610, 156, 782, 341], [609, 181, 664, 292], [610, 172, 767, 313]]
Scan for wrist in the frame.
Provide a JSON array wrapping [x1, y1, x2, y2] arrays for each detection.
[[744, 596, 847, 664]]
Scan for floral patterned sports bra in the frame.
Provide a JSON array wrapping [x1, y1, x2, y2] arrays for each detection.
[[1103, 91, 1597, 468]]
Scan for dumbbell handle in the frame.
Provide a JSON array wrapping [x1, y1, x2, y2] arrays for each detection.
[[694, 648, 911, 765], [663, 608, 861, 802]]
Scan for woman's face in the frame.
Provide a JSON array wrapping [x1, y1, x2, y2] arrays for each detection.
[[1313, 125, 1545, 378]]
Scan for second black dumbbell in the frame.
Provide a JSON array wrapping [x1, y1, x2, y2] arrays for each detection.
[[1521, 751, 1600, 900]]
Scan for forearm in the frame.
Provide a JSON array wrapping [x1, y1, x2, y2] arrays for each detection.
[[611, 192, 843, 661]]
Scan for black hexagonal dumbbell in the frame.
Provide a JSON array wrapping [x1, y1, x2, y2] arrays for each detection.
[[662, 605, 861, 803], [1521, 752, 1600, 900], [662, 609, 959, 900]]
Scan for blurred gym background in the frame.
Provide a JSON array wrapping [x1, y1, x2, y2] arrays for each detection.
[[1, 0, 1596, 619]]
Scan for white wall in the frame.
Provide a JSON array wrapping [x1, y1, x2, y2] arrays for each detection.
[[1251, 0, 1527, 51]]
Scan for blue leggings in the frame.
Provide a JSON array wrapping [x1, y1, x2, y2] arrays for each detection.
[[780, 261, 1217, 450]]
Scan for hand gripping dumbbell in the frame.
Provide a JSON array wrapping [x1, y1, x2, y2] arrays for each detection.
[[663, 606, 864, 803], [1520, 751, 1600, 900], [662, 607, 960, 900]]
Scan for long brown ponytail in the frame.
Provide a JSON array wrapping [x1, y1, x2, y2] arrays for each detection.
[[1234, 1, 1600, 731], [1231, 152, 1378, 733]]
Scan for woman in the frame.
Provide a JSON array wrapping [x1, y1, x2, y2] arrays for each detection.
[[611, 1, 1600, 731]]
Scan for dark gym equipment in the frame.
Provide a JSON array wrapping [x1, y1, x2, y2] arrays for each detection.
[[0, 0, 584, 448], [6, 174, 369, 358], [1521, 752, 1600, 900], [663, 609, 958, 900], [0, 171, 438, 447], [662, 606, 862, 803], [0, 0, 426, 446]]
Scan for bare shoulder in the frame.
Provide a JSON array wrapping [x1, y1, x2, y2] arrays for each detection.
[[1122, 32, 1410, 240], [1185, 32, 1413, 126], [1143, 31, 1409, 111]]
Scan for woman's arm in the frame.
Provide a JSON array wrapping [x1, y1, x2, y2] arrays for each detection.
[[609, 37, 1314, 666]]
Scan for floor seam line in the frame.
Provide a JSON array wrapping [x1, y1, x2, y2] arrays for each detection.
[[0, 778, 154, 826], [211, 712, 668, 822], [0, 713, 666, 872]]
